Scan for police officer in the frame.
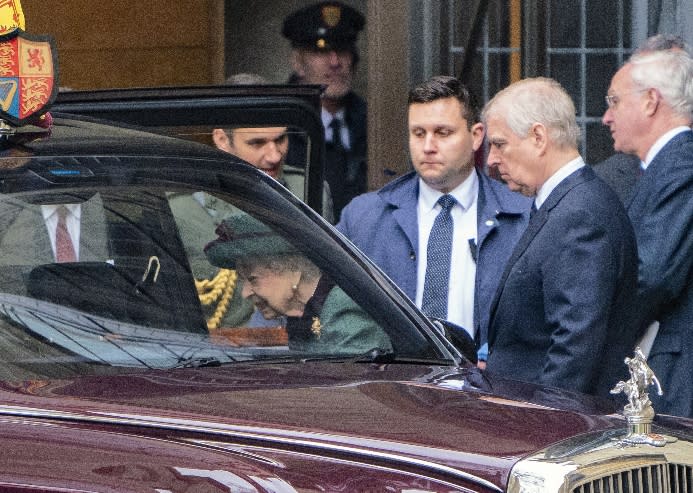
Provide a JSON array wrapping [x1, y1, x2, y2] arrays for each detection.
[[282, 1, 367, 220]]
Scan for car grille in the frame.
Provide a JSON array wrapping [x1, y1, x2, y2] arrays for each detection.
[[508, 429, 693, 493], [572, 464, 692, 493]]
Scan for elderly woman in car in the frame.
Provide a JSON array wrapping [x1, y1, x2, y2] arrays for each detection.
[[204, 214, 391, 354]]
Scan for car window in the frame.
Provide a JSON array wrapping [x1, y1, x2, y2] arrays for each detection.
[[0, 149, 442, 380]]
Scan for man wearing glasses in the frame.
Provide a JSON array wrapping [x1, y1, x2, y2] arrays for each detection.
[[594, 34, 690, 205], [602, 48, 693, 418]]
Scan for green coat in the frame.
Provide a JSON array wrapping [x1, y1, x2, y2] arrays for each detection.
[[289, 285, 392, 354], [168, 192, 253, 327]]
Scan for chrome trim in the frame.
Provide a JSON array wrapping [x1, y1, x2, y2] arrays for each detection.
[[610, 347, 672, 446], [0, 405, 501, 492], [508, 429, 693, 493]]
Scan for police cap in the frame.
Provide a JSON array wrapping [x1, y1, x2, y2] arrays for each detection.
[[282, 2, 365, 52]]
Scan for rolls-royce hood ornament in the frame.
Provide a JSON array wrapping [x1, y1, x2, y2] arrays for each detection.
[[610, 347, 676, 447]]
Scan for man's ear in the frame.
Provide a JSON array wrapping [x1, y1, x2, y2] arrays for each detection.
[[213, 129, 233, 153], [530, 123, 549, 153], [470, 122, 485, 151], [291, 50, 305, 77], [643, 87, 661, 117]]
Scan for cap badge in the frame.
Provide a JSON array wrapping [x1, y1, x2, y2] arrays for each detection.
[[610, 347, 676, 447], [321, 5, 341, 27]]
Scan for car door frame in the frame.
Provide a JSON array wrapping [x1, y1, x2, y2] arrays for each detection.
[[52, 85, 326, 216]]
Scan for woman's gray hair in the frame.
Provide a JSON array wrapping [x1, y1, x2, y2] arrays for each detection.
[[482, 77, 581, 149], [628, 50, 693, 120]]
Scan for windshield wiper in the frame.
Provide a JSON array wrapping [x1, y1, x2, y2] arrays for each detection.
[[171, 356, 223, 369], [350, 347, 397, 363]]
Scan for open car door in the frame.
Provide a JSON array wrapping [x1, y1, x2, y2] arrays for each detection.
[[52, 85, 327, 219]]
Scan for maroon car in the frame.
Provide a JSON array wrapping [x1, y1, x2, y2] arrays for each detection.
[[0, 84, 686, 492]]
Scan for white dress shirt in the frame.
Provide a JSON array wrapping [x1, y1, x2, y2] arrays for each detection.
[[322, 108, 351, 150], [534, 156, 585, 209], [643, 126, 691, 169], [42, 203, 82, 261], [415, 173, 478, 336]]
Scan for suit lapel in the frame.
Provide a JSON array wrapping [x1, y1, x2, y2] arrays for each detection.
[[80, 194, 109, 261], [380, 173, 420, 253], [627, 131, 693, 212], [0, 205, 53, 264], [487, 205, 549, 346], [488, 166, 592, 345]]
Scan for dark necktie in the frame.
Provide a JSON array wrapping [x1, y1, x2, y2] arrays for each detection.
[[55, 205, 76, 262], [530, 201, 537, 220], [329, 118, 344, 150], [421, 194, 457, 319]]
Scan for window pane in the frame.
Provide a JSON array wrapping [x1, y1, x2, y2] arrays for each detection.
[[485, 53, 513, 99], [586, 122, 615, 165], [587, 55, 619, 116], [485, 0, 510, 48], [550, 0, 580, 48], [586, 0, 619, 48], [549, 55, 580, 98]]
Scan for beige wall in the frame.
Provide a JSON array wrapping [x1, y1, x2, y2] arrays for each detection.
[[23, 0, 225, 89], [366, 0, 411, 189], [22, 0, 404, 190]]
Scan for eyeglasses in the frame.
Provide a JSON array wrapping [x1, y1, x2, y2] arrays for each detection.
[[604, 89, 648, 109]]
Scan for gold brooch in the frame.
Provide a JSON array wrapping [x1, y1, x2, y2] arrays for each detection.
[[311, 316, 322, 338]]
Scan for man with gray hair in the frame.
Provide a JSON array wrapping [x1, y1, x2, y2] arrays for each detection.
[[602, 49, 693, 417], [483, 77, 639, 397], [594, 34, 691, 205]]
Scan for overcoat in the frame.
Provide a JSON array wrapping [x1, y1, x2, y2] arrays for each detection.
[[627, 131, 693, 417], [337, 170, 530, 348], [486, 166, 639, 397]]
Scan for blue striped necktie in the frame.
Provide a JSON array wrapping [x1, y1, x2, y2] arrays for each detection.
[[422, 194, 457, 319]]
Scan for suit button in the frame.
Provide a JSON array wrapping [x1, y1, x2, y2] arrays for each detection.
[[409, 250, 416, 260]]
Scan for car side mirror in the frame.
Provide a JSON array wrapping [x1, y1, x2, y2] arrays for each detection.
[[432, 319, 478, 364]]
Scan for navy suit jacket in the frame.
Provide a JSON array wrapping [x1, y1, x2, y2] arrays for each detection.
[[593, 152, 641, 205], [627, 130, 693, 417], [336, 170, 530, 347], [487, 165, 639, 397]]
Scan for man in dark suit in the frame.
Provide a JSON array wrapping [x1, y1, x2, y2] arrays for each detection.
[[0, 194, 109, 298], [602, 50, 693, 417], [592, 153, 641, 205], [283, 1, 367, 220], [483, 77, 639, 398], [593, 34, 690, 206], [337, 76, 529, 364], [0, 194, 108, 266]]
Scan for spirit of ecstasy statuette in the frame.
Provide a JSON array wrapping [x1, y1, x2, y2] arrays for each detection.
[[610, 347, 676, 447]]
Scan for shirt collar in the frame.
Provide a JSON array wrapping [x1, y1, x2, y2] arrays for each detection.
[[535, 156, 585, 209], [418, 170, 479, 212], [322, 108, 346, 129], [41, 203, 82, 221], [643, 126, 691, 169]]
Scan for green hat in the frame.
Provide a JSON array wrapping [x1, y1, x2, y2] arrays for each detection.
[[204, 214, 297, 269]]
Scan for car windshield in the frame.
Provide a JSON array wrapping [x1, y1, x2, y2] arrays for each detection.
[[0, 123, 446, 380]]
